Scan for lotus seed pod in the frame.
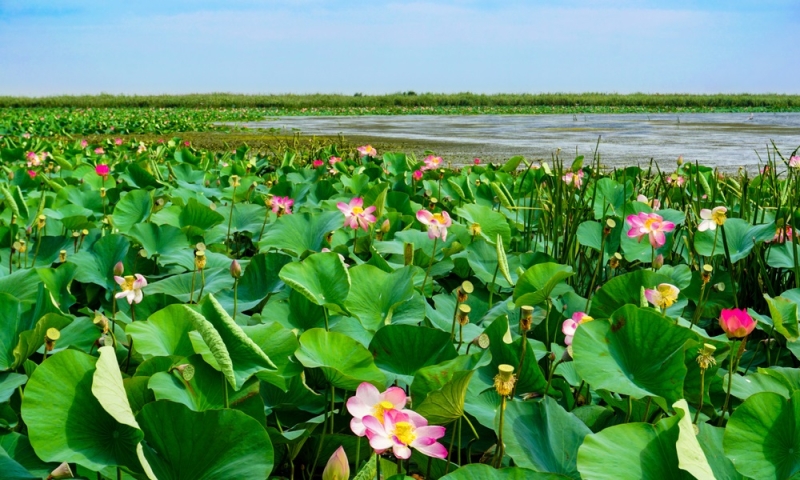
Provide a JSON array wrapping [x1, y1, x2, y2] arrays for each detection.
[[457, 304, 471, 326], [403, 242, 414, 266], [493, 364, 516, 396], [176, 364, 195, 381], [45, 328, 60, 351], [194, 250, 207, 270], [59, 250, 67, 262], [100, 187, 106, 198], [230, 259, 242, 279], [472, 333, 490, 349], [702, 264, 713, 284], [520, 305, 534, 332], [18, 240, 27, 253], [113, 261, 124, 276], [37, 214, 46, 229], [469, 222, 482, 236], [93, 312, 109, 334], [229, 174, 240, 187]]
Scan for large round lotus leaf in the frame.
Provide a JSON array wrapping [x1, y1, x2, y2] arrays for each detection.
[[414, 370, 473, 425], [214, 252, 292, 313], [502, 397, 591, 479], [0, 293, 25, 370], [0, 269, 42, 304], [145, 267, 233, 303], [20, 349, 144, 471], [279, 252, 351, 315], [137, 400, 274, 480], [483, 315, 547, 394], [128, 223, 190, 267], [577, 413, 693, 479], [573, 305, 696, 407], [0, 450, 37, 480], [36, 262, 78, 310], [455, 203, 511, 247], [258, 211, 343, 257], [440, 464, 570, 480], [112, 189, 153, 234], [295, 328, 386, 391], [696, 423, 744, 480], [513, 263, 574, 307], [694, 219, 775, 262], [345, 265, 418, 331], [723, 390, 800, 479], [243, 323, 303, 391], [0, 433, 57, 478], [126, 304, 197, 359], [69, 233, 130, 291], [0, 372, 27, 403], [589, 270, 673, 318], [369, 325, 457, 384]]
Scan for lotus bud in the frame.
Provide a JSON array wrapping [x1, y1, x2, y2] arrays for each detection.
[[404, 242, 414, 266], [264, 194, 273, 209], [266, 180, 273, 188], [37, 214, 46, 229], [93, 311, 109, 334], [702, 264, 713, 284], [677, 156, 683, 166], [47, 462, 74, 479], [194, 250, 206, 270], [59, 250, 67, 262], [696, 343, 717, 370], [471, 333, 490, 350], [113, 261, 124, 276], [322, 445, 350, 480], [230, 259, 242, 279], [493, 364, 516, 397], [380, 219, 391, 234], [561, 347, 574, 363], [174, 363, 195, 381], [520, 305, 534, 333], [652, 254, 664, 270], [45, 328, 60, 352], [457, 304, 471, 326], [469, 222, 482, 237]]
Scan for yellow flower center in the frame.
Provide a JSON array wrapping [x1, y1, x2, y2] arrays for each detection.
[[643, 218, 658, 231], [432, 213, 446, 224], [121, 275, 135, 292], [579, 315, 594, 324], [352, 206, 364, 215], [373, 401, 395, 423], [393, 421, 416, 446], [711, 209, 727, 226], [656, 284, 679, 308]]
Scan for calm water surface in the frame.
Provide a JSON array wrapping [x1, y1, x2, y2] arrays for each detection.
[[242, 113, 800, 169]]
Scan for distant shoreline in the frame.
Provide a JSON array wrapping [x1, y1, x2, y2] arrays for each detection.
[[2, 92, 800, 112]]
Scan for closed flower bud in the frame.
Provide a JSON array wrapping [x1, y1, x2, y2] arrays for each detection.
[[47, 462, 74, 480], [652, 254, 664, 270], [380, 218, 391, 233], [113, 261, 124, 276], [230, 259, 242, 279], [404, 242, 414, 266]]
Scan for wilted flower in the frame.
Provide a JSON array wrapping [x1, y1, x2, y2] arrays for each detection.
[[312, 159, 324, 168], [562, 170, 584, 188], [412, 170, 424, 181], [114, 274, 147, 305], [416, 209, 452, 241], [363, 408, 447, 460], [26, 151, 41, 167], [562, 312, 594, 345], [137, 142, 147, 154], [493, 364, 516, 396], [789, 156, 800, 168], [645, 283, 680, 309], [357, 145, 377, 157], [346, 382, 409, 436], [626, 212, 675, 248], [337, 197, 377, 231], [698, 206, 727, 231], [696, 343, 717, 370], [770, 225, 797, 244], [272, 196, 294, 216], [719, 308, 756, 339], [96, 164, 110, 178], [94, 147, 105, 155], [422, 155, 443, 171], [47, 462, 74, 480], [322, 446, 350, 480]]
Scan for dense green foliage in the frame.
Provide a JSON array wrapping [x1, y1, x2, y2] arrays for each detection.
[[0, 117, 799, 479]]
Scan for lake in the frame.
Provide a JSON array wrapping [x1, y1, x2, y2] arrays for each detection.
[[241, 113, 800, 170]]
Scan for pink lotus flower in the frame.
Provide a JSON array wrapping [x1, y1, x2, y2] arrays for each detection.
[[412, 170, 424, 181], [184, 141, 191, 147], [96, 164, 110, 178], [562, 170, 584, 188], [322, 446, 349, 480], [626, 212, 675, 248], [698, 206, 727, 232], [357, 145, 377, 157], [417, 209, 452, 241], [114, 274, 147, 305], [329, 156, 341, 165], [474, 158, 481, 165], [312, 159, 324, 168], [22, 133, 31, 139], [346, 383, 409, 436], [27, 170, 37, 179], [80, 139, 88, 148], [770, 226, 796, 244], [562, 312, 593, 345], [719, 308, 756, 339], [94, 147, 105, 155], [789, 156, 800, 168], [271, 196, 294, 215], [422, 155, 443, 171], [645, 283, 680, 309], [114, 138, 123, 146], [363, 409, 447, 460], [337, 197, 377, 231], [26, 151, 41, 167]]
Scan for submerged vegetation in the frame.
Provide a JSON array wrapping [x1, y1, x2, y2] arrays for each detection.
[[1, 106, 800, 479]]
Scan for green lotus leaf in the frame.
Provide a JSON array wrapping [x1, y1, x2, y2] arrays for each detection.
[[259, 211, 343, 256], [260, 289, 327, 332], [589, 270, 673, 319], [440, 464, 570, 480], [345, 265, 418, 331], [573, 305, 696, 406], [723, 390, 800, 479], [0, 269, 42, 305], [279, 252, 351, 315], [415, 370, 473, 426], [126, 304, 197, 359], [0, 293, 25, 371], [112, 189, 153, 234], [138, 400, 274, 480], [145, 267, 233, 303], [244, 322, 303, 391], [482, 315, 547, 394], [215, 252, 292, 313], [513, 263, 574, 307], [69, 233, 130, 290], [765, 293, 800, 342], [0, 449, 37, 480], [20, 349, 144, 472], [0, 433, 58, 478], [455, 203, 511, 247], [673, 399, 715, 480], [696, 423, 744, 480], [694, 219, 775, 262], [411, 351, 491, 405], [295, 328, 386, 391], [128, 223, 190, 267], [0, 372, 26, 403], [35, 263, 78, 310], [369, 324, 457, 385]]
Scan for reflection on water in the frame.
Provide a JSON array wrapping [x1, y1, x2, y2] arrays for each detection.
[[242, 113, 800, 169]]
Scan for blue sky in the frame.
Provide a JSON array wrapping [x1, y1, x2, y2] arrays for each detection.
[[1, 0, 798, 95]]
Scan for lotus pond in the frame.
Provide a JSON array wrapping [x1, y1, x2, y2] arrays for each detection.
[[1, 128, 800, 480]]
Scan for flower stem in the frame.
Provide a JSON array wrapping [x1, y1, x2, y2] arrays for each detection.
[[717, 339, 741, 426], [222, 373, 229, 408], [421, 237, 438, 296], [376, 453, 381, 480], [494, 396, 507, 468], [694, 368, 706, 425], [232, 278, 238, 320], [544, 359, 562, 397], [226, 184, 236, 253], [323, 308, 330, 332], [488, 262, 499, 308], [199, 268, 206, 300], [719, 224, 738, 308]]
